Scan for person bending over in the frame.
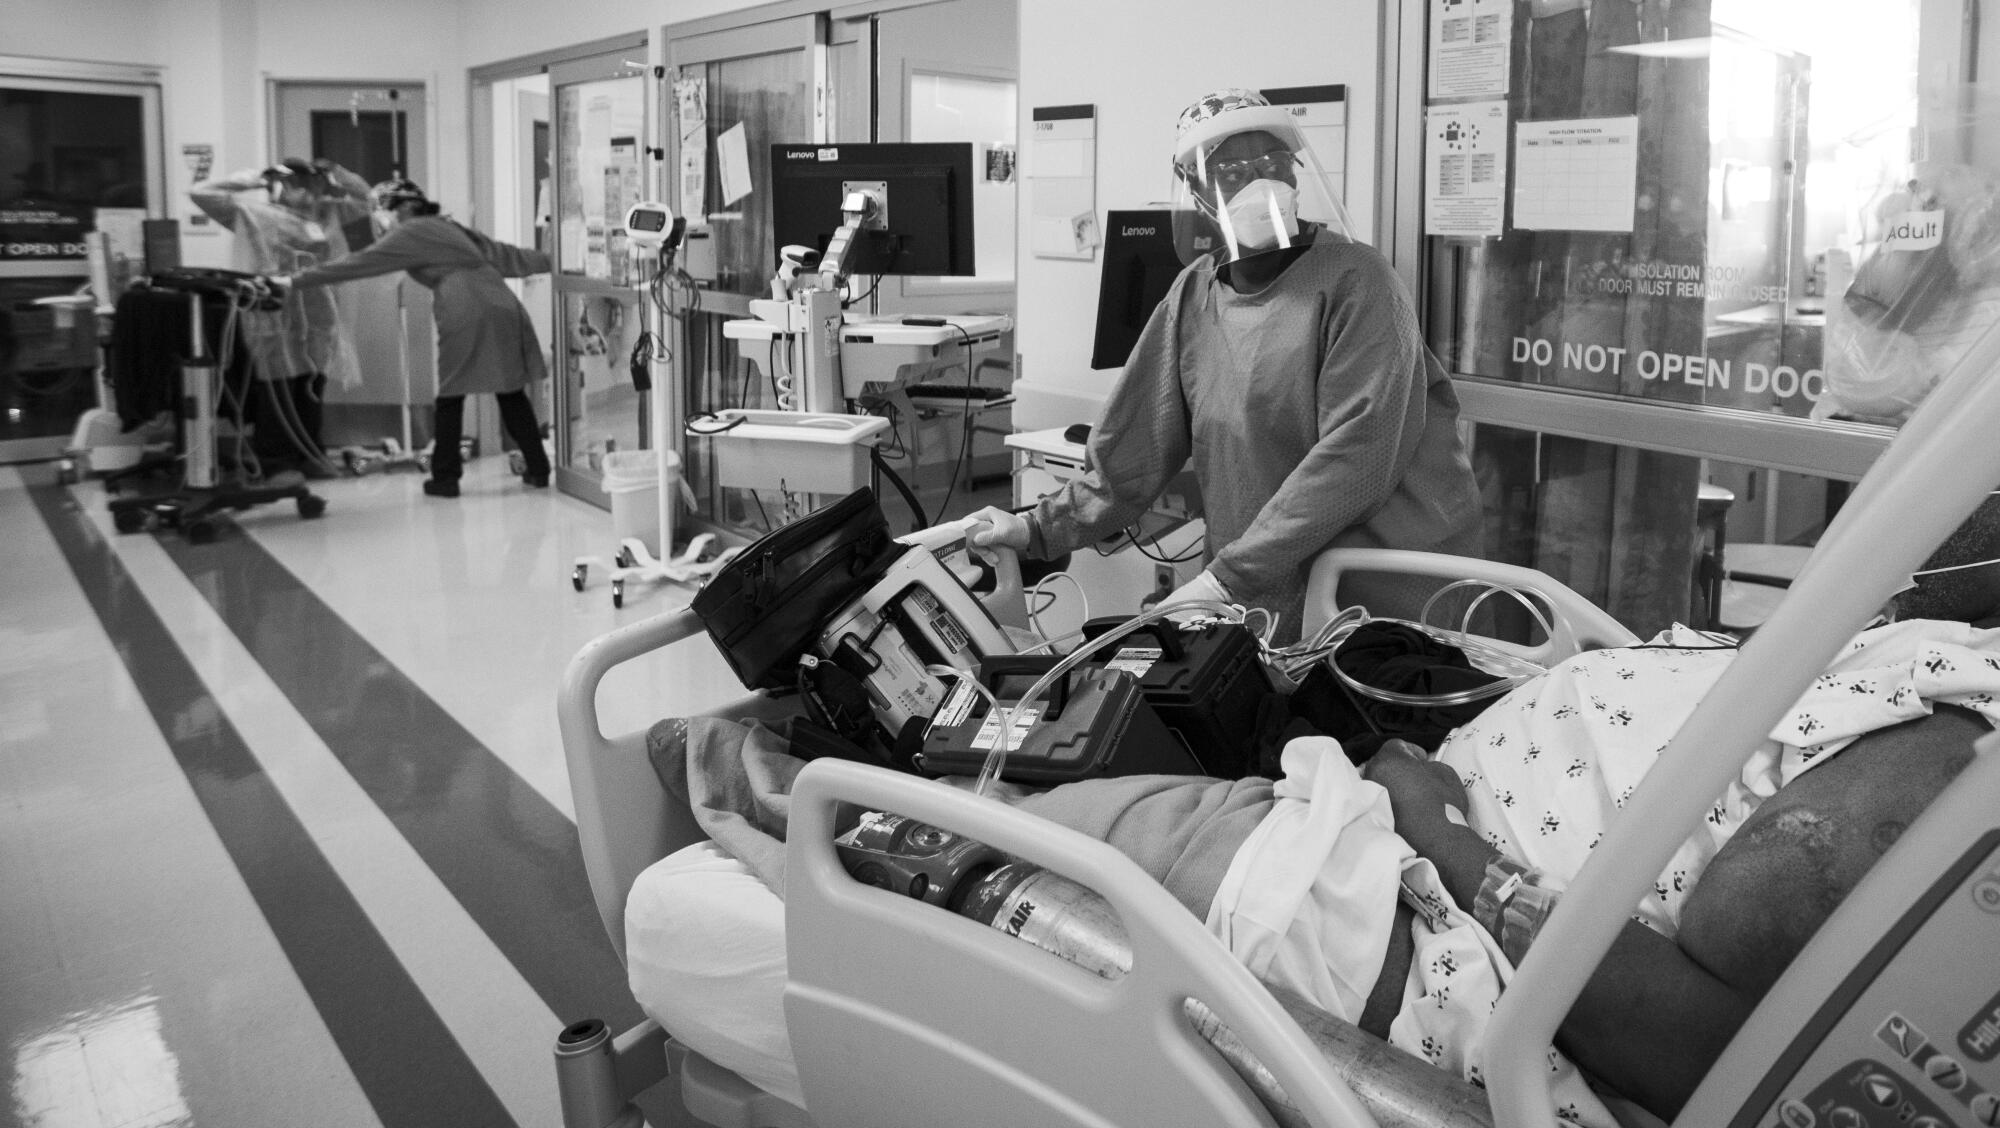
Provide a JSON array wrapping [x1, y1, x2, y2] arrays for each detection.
[[278, 179, 554, 497], [634, 618, 1997, 1123], [190, 157, 371, 477], [968, 89, 1481, 641]]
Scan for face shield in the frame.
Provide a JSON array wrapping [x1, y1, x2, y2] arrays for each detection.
[[1171, 115, 1354, 267]]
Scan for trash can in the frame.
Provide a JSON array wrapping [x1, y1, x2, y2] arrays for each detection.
[[602, 449, 680, 556]]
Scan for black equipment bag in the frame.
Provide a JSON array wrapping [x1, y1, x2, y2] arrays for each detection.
[[691, 488, 906, 690], [1078, 616, 1276, 780]]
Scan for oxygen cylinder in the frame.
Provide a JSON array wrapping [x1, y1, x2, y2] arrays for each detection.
[[835, 812, 1134, 979], [950, 861, 1133, 980]]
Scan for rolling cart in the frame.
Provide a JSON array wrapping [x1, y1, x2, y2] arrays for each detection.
[[105, 268, 326, 543]]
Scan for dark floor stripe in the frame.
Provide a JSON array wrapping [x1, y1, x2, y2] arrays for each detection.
[[26, 472, 517, 1128], [145, 508, 642, 1033]]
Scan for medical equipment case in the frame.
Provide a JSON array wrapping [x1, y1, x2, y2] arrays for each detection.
[[915, 655, 1198, 784], [816, 545, 1015, 738], [1079, 617, 1275, 779], [690, 487, 904, 690]]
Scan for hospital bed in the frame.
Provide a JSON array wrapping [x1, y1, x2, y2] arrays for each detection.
[[555, 320, 2000, 1127]]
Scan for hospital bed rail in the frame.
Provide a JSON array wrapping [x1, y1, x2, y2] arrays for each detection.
[[553, 606, 810, 1128], [1482, 321, 2000, 1127], [784, 756, 1386, 1127], [1301, 547, 1639, 659]]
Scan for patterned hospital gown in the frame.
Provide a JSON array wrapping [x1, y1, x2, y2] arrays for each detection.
[[1387, 619, 2000, 1123]]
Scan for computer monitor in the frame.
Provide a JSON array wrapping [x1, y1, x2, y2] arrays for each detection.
[[1090, 209, 1183, 370], [768, 142, 975, 278]]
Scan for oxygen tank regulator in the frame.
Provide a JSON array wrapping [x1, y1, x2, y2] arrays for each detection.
[[834, 811, 1133, 979]]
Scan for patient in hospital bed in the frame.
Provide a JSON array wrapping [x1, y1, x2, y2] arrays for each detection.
[[628, 616, 1999, 1125]]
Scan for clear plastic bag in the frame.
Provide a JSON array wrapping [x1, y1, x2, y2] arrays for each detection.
[[1816, 164, 2000, 426]]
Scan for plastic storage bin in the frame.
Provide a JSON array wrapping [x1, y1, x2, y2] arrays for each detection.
[[602, 449, 680, 555]]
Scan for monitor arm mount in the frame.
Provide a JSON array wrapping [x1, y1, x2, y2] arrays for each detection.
[[815, 188, 882, 292], [785, 185, 885, 412]]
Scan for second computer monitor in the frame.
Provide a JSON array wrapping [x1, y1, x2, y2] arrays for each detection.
[[1091, 209, 1183, 370], [769, 142, 975, 278]]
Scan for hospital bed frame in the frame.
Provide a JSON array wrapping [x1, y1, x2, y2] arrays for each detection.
[[558, 310, 2000, 1126], [557, 543, 1629, 1128]]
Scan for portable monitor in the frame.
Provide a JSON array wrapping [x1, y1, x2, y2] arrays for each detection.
[[623, 201, 685, 252]]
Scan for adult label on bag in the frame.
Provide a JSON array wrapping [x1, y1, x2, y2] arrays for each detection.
[[1105, 647, 1163, 678], [1885, 209, 1944, 251]]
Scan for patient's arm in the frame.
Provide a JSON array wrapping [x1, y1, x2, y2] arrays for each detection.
[[1364, 741, 1759, 1118], [1369, 707, 1983, 1119]]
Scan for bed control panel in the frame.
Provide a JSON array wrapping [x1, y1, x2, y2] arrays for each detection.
[[1746, 834, 2000, 1128]]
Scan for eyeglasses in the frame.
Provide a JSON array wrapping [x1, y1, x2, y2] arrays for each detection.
[[1202, 151, 1296, 193]]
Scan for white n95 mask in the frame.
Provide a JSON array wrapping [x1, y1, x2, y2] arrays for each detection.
[[1220, 179, 1300, 252]]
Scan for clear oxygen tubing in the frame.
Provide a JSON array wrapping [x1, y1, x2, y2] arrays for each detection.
[[1025, 570, 1090, 651], [930, 598, 1253, 799], [1259, 577, 1575, 692]]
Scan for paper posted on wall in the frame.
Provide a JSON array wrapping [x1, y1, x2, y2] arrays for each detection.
[[1425, 100, 1508, 237]]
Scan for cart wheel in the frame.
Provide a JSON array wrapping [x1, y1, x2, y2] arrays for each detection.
[[417, 454, 431, 473], [297, 494, 327, 519], [616, 546, 635, 569], [113, 507, 146, 534], [611, 578, 625, 608], [154, 504, 182, 529], [55, 458, 78, 485], [508, 450, 526, 476], [461, 437, 478, 460], [184, 519, 217, 545], [572, 564, 588, 592]]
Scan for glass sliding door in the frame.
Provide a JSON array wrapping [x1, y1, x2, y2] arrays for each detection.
[[548, 52, 650, 500], [0, 65, 163, 463], [665, 16, 819, 532]]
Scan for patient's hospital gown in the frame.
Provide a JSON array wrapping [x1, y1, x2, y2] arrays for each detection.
[[1376, 620, 2000, 1119]]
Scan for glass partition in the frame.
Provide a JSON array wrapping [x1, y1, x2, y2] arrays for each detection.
[[0, 68, 162, 463], [1414, 0, 1990, 631], [549, 57, 648, 495]]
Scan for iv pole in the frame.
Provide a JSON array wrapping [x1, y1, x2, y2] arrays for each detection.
[[343, 87, 427, 474]]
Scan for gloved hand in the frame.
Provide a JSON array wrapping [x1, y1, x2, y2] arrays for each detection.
[[965, 505, 1032, 553], [1157, 569, 1233, 613]]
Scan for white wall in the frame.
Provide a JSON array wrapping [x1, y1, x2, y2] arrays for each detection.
[[1012, 0, 1383, 429]]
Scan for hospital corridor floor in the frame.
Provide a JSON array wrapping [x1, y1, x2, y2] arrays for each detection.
[[0, 457, 748, 1128]]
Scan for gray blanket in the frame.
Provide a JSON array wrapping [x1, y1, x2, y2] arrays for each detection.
[[647, 715, 1276, 919]]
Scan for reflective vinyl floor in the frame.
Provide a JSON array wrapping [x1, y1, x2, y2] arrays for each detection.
[[0, 456, 747, 1128]]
